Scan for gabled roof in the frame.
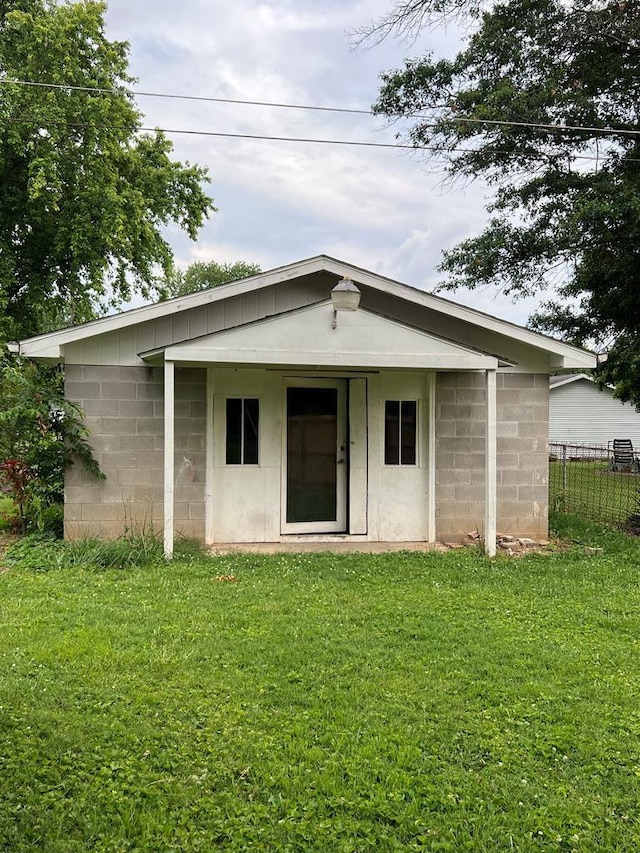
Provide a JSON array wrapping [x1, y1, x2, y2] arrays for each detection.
[[13, 254, 596, 368], [550, 373, 621, 397]]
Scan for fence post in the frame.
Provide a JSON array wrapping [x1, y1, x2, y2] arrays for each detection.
[[562, 443, 568, 492]]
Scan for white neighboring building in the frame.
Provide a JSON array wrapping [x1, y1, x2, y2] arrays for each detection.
[[549, 374, 640, 448]]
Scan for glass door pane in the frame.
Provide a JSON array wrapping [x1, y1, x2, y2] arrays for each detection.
[[286, 387, 338, 523]]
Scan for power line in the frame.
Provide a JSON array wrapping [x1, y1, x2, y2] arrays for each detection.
[[0, 115, 453, 151], [1, 77, 640, 139], [0, 77, 373, 116], [5, 115, 638, 163], [448, 114, 640, 138]]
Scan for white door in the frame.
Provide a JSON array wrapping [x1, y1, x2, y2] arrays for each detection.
[[282, 379, 347, 533]]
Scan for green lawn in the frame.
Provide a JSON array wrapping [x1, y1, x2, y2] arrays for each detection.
[[2, 519, 640, 851]]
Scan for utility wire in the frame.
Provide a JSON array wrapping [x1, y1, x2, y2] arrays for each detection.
[[5, 115, 638, 163], [2, 77, 640, 139], [0, 77, 374, 115]]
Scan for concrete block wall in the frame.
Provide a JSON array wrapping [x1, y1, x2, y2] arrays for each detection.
[[435, 372, 549, 541], [173, 368, 207, 540], [64, 364, 206, 541], [65, 363, 548, 544], [496, 373, 549, 538]]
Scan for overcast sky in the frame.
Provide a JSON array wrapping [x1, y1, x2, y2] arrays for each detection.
[[103, 0, 542, 325]]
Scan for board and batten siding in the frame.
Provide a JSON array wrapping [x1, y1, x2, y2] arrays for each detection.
[[61, 269, 553, 376], [62, 274, 333, 367], [549, 378, 640, 447]]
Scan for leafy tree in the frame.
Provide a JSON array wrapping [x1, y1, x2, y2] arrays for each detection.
[[372, 0, 640, 404], [165, 260, 262, 297], [0, 0, 215, 340]]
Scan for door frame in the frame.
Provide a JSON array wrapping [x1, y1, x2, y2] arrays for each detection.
[[281, 377, 347, 534]]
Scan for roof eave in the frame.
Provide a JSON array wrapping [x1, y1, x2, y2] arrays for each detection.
[[549, 353, 597, 371], [16, 256, 332, 356]]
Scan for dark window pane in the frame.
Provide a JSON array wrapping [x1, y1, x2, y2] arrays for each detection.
[[226, 398, 242, 464], [243, 398, 259, 465], [288, 387, 337, 418], [401, 400, 417, 465], [385, 400, 400, 465]]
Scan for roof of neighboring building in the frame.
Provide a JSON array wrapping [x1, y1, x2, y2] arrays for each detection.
[[550, 373, 595, 389]]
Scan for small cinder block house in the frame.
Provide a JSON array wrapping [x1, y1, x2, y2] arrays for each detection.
[[16, 256, 595, 555]]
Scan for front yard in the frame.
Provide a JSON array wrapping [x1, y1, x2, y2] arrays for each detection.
[[1, 517, 640, 851]]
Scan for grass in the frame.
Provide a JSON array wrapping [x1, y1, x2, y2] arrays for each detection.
[[1, 517, 640, 851], [549, 460, 640, 525], [0, 495, 20, 531]]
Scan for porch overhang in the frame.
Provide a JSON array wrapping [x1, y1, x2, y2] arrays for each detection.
[[160, 302, 503, 560], [155, 301, 504, 372]]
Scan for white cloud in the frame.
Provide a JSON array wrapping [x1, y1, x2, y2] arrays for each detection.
[[103, 0, 541, 327]]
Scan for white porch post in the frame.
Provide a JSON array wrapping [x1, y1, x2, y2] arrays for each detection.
[[485, 368, 497, 557], [164, 359, 175, 559], [426, 371, 436, 543], [205, 367, 215, 545]]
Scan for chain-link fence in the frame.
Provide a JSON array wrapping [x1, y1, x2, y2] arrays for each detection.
[[549, 442, 640, 527]]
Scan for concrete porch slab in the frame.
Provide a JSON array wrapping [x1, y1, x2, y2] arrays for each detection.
[[207, 541, 448, 555]]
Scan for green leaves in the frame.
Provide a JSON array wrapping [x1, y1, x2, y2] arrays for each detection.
[[373, 0, 640, 404], [0, 0, 215, 339], [0, 355, 103, 532], [164, 260, 262, 298]]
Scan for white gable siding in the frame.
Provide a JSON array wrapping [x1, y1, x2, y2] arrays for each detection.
[[549, 379, 640, 447], [21, 256, 595, 372], [63, 278, 331, 366]]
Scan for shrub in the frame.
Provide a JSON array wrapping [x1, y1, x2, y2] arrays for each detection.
[[0, 357, 103, 534]]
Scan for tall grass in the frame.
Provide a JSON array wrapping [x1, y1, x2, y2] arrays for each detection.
[[5, 531, 166, 571], [0, 495, 20, 531]]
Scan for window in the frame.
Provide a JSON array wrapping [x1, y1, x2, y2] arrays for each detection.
[[384, 400, 417, 465], [226, 398, 259, 464]]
